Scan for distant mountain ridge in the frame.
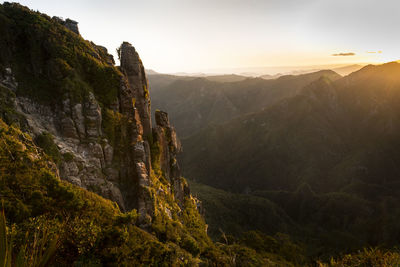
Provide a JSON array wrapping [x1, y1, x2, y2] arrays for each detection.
[[149, 70, 341, 137], [154, 63, 365, 78], [331, 64, 364, 75], [182, 62, 400, 193]]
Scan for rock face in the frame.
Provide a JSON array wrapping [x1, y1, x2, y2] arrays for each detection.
[[154, 110, 182, 181], [52, 17, 80, 35], [2, 39, 192, 225], [117, 42, 154, 222], [0, 67, 18, 91], [119, 42, 152, 137], [153, 110, 189, 205], [64, 19, 79, 35]]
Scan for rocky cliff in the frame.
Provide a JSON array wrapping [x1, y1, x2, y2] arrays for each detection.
[[0, 3, 191, 226]]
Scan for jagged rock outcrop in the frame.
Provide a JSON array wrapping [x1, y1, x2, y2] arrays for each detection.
[[116, 42, 153, 223], [1, 42, 193, 226], [13, 93, 127, 209], [154, 110, 182, 181], [153, 110, 189, 205], [119, 42, 152, 137], [95, 45, 115, 66], [153, 110, 190, 205], [0, 67, 18, 91], [64, 18, 80, 35], [52, 17, 80, 35], [0, 4, 195, 227]]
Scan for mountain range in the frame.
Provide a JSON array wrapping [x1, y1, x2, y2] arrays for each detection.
[[149, 59, 400, 261], [149, 70, 341, 137], [179, 62, 400, 257]]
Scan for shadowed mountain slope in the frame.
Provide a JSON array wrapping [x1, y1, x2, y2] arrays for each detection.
[[181, 62, 400, 257]]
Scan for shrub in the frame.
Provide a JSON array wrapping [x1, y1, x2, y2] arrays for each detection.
[[34, 132, 61, 164]]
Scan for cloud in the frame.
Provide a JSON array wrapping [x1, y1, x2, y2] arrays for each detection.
[[332, 52, 356, 56], [367, 51, 382, 54]]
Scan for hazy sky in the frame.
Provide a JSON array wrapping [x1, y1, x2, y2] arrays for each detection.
[[2, 0, 400, 73]]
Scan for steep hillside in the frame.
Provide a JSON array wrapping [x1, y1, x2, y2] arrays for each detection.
[[188, 181, 294, 238], [149, 70, 341, 137], [182, 62, 400, 257], [0, 119, 204, 265]]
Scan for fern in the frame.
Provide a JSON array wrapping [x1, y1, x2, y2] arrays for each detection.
[[0, 210, 58, 267]]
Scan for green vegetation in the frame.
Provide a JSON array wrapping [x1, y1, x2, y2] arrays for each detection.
[[102, 108, 125, 147], [0, 210, 59, 267], [188, 181, 292, 238], [319, 248, 400, 267], [62, 152, 74, 162], [150, 134, 161, 175], [34, 132, 61, 164], [0, 119, 194, 265], [0, 2, 121, 107], [0, 85, 25, 127]]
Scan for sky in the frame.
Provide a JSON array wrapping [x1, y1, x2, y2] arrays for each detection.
[[2, 0, 400, 74]]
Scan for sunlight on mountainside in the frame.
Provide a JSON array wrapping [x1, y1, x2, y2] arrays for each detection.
[[1, 0, 400, 266]]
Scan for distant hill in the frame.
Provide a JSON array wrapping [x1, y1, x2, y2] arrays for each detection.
[[332, 64, 364, 76], [147, 73, 248, 88], [203, 74, 248, 82], [259, 73, 282, 80], [258, 64, 365, 80], [145, 68, 159, 74], [146, 73, 197, 88], [149, 70, 341, 137]]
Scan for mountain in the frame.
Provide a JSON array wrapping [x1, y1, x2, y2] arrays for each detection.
[[0, 3, 295, 265], [182, 62, 400, 192], [146, 73, 197, 89], [181, 61, 400, 256], [260, 73, 282, 80], [332, 64, 365, 76], [145, 68, 159, 75], [258, 64, 364, 80], [147, 73, 248, 89], [149, 70, 341, 137], [202, 74, 248, 83]]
